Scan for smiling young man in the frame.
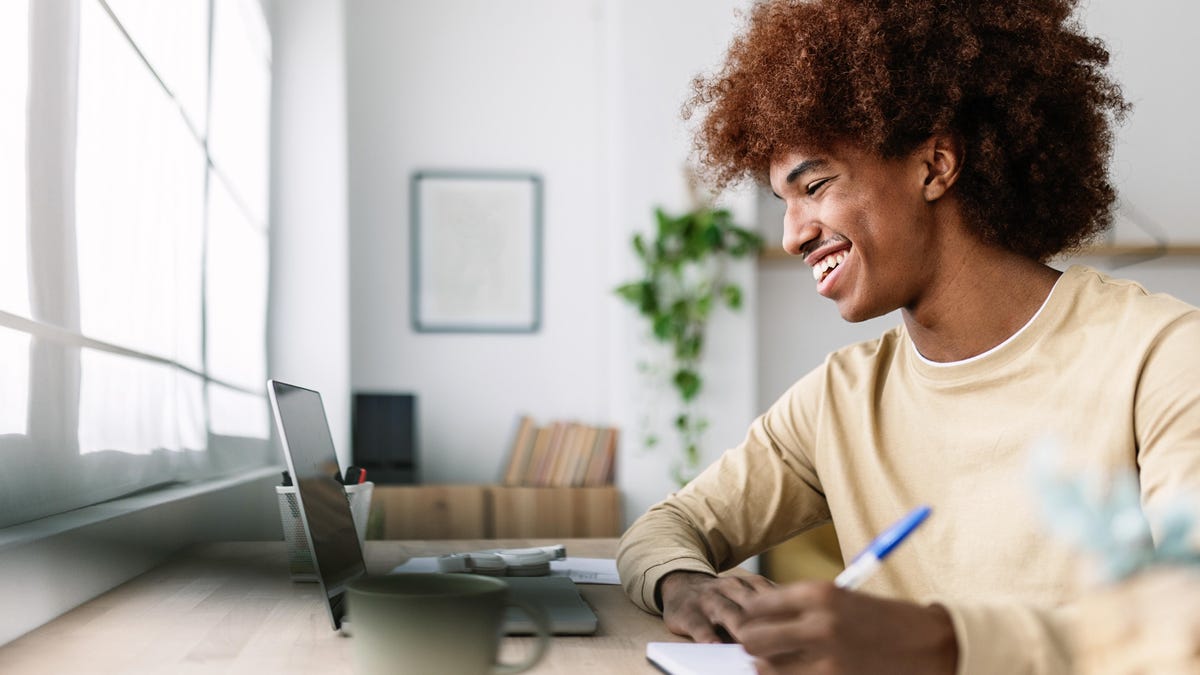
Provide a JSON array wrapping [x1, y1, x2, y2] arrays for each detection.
[[774, 140, 1062, 360], [616, 1, 1200, 674]]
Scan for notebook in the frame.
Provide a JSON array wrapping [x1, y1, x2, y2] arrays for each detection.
[[646, 642, 756, 674], [267, 379, 598, 635]]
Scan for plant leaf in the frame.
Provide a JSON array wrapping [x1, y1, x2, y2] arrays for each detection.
[[721, 284, 743, 310], [674, 369, 701, 401], [654, 207, 671, 232], [676, 334, 702, 361], [614, 282, 643, 304], [652, 313, 674, 341], [632, 233, 647, 258]]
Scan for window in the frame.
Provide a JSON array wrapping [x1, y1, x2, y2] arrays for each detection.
[[0, 327, 28, 437], [0, 2, 30, 437], [76, 0, 207, 367], [0, 0, 272, 528]]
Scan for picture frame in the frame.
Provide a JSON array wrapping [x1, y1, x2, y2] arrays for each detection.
[[410, 171, 543, 333]]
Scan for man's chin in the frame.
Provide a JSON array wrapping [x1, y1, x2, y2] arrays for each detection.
[[835, 301, 889, 324]]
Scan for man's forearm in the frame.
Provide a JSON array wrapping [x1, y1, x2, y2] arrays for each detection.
[[617, 503, 721, 613]]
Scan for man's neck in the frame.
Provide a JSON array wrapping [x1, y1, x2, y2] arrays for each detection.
[[901, 246, 1061, 363]]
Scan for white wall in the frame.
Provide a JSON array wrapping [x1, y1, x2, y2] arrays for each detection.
[[267, 0, 352, 464], [345, 0, 610, 485], [1085, 0, 1200, 245], [343, 0, 757, 523], [603, 0, 758, 522]]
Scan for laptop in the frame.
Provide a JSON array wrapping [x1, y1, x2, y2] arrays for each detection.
[[267, 379, 599, 635]]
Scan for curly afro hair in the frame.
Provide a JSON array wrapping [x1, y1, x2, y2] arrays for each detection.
[[687, 0, 1130, 261]]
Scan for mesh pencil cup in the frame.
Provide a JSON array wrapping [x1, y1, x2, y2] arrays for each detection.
[[276, 481, 374, 582]]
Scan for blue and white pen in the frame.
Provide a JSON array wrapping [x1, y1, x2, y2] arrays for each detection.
[[834, 505, 931, 590]]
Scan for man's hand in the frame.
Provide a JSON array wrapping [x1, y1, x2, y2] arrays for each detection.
[[658, 570, 777, 643], [737, 581, 958, 675]]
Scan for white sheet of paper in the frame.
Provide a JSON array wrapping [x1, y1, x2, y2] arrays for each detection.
[[550, 557, 620, 585], [646, 642, 756, 675], [390, 556, 442, 574], [389, 556, 621, 585]]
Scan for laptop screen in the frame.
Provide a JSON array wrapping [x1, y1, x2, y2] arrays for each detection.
[[268, 380, 366, 629]]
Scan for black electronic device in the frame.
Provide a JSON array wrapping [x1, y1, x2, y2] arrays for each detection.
[[352, 392, 418, 484], [268, 380, 366, 630], [269, 381, 599, 637]]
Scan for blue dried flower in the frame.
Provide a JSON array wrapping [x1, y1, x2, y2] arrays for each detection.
[[1029, 437, 1200, 582]]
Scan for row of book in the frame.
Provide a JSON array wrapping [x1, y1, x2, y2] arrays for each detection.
[[500, 416, 618, 487]]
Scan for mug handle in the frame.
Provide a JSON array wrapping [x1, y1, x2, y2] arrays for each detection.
[[493, 598, 551, 674]]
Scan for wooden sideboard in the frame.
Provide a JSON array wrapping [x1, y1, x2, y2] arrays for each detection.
[[370, 485, 622, 540]]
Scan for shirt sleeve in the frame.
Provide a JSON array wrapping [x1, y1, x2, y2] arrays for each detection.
[[937, 601, 1074, 675], [1134, 309, 1200, 528], [616, 368, 833, 614]]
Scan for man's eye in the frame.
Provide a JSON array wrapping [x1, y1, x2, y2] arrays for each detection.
[[806, 178, 831, 196]]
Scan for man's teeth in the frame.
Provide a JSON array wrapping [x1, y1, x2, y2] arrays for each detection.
[[811, 251, 847, 281]]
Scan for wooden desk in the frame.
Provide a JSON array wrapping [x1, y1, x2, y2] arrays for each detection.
[[0, 540, 681, 674]]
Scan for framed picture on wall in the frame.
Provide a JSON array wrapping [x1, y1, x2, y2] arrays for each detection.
[[410, 171, 543, 333]]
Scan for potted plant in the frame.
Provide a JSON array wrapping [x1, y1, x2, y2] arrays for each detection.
[[615, 205, 762, 485]]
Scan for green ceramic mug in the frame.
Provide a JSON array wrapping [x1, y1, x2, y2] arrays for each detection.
[[346, 573, 551, 675]]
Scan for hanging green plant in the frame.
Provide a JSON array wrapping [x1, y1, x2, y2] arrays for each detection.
[[615, 205, 762, 486]]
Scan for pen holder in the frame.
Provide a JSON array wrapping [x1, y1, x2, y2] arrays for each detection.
[[276, 481, 374, 582]]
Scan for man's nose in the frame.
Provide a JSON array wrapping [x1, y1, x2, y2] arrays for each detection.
[[781, 203, 820, 257]]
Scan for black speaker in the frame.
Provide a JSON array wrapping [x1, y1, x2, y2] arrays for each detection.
[[352, 392, 418, 484]]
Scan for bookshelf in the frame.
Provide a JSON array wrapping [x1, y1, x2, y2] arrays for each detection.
[[500, 416, 618, 488], [368, 415, 622, 540]]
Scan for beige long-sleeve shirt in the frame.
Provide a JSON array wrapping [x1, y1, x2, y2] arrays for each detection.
[[617, 265, 1200, 674]]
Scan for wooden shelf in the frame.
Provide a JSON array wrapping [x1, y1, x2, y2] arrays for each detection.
[[759, 244, 1200, 263], [372, 485, 490, 539], [490, 486, 622, 538], [1062, 244, 1200, 258], [370, 484, 622, 540]]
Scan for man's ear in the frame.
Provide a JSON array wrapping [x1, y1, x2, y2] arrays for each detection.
[[918, 133, 964, 202]]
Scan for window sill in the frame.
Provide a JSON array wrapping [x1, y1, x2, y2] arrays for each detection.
[[0, 465, 284, 646], [0, 465, 283, 553]]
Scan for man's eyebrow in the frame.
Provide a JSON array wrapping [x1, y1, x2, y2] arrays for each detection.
[[785, 158, 829, 185]]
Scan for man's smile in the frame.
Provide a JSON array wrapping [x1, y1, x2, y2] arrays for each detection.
[[803, 237, 853, 287], [811, 249, 848, 282]]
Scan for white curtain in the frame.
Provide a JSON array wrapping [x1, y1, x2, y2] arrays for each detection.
[[0, 0, 273, 529]]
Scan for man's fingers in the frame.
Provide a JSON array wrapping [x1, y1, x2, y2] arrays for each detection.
[[666, 595, 737, 643], [735, 583, 846, 658], [739, 613, 825, 659], [703, 585, 753, 635], [739, 574, 777, 591], [744, 580, 838, 618], [753, 653, 831, 675], [669, 614, 724, 644], [661, 573, 784, 645], [730, 575, 776, 601], [713, 574, 774, 608], [696, 576, 777, 642], [689, 624, 725, 644]]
